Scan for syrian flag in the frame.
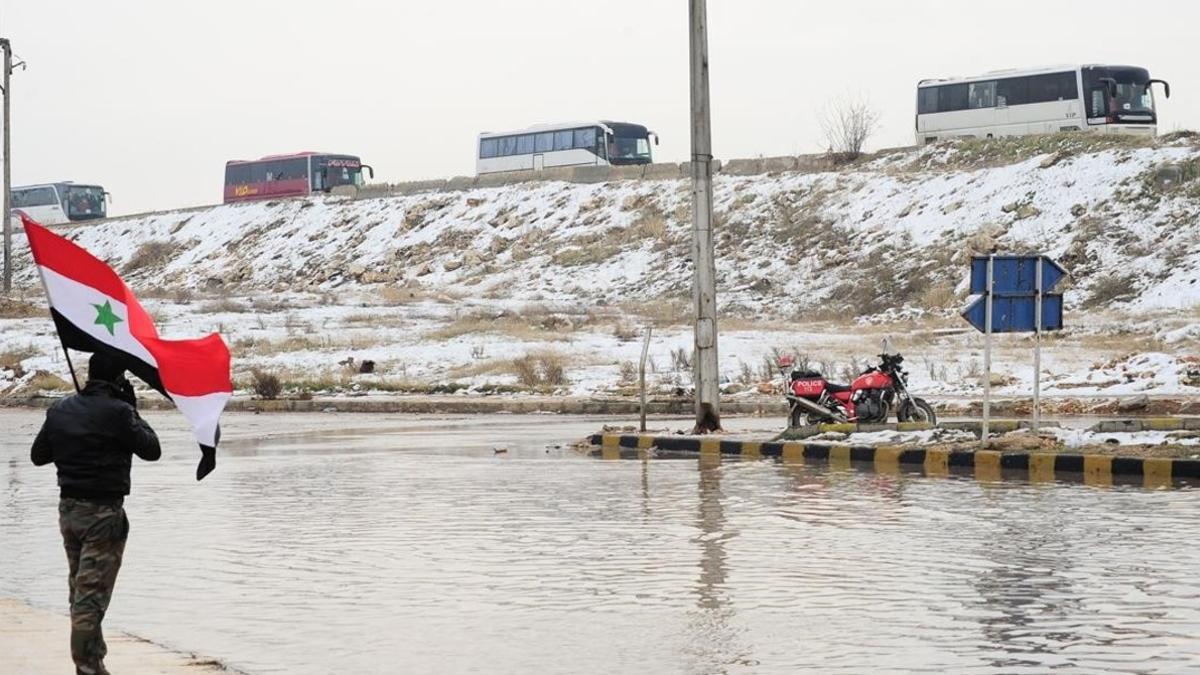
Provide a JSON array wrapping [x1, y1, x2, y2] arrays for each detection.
[[21, 214, 232, 480]]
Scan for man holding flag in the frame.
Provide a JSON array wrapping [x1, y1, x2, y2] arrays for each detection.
[[20, 213, 233, 672], [31, 352, 161, 675]]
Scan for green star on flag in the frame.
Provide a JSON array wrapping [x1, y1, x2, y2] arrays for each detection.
[[93, 300, 124, 335]]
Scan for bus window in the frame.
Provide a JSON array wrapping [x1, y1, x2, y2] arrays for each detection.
[[969, 81, 996, 109], [12, 186, 58, 208], [63, 186, 106, 220]]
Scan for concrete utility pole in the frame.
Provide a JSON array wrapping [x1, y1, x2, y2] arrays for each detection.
[[2, 38, 12, 293], [689, 0, 721, 433]]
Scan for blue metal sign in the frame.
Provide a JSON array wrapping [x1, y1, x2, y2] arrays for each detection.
[[962, 293, 1063, 333], [962, 255, 1068, 334], [969, 256, 1067, 295]]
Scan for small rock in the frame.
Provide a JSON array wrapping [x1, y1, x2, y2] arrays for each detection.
[[1070, 204, 1087, 217], [1001, 201, 1020, 214], [443, 259, 463, 272], [1014, 204, 1042, 220], [1152, 164, 1185, 190], [1039, 152, 1065, 169], [1177, 400, 1200, 415], [1117, 394, 1151, 412]]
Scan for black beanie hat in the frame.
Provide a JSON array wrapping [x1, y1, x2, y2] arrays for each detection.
[[88, 352, 125, 383]]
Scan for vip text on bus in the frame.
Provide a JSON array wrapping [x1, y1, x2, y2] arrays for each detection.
[[11, 182, 108, 226], [223, 152, 375, 203], [476, 121, 658, 175], [915, 64, 1171, 145]]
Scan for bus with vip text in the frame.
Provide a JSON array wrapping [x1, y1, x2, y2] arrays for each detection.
[[915, 64, 1171, 145], [476, 121, 658, 175], [223, 152, 375, 203], [10, 182, 108, 225]]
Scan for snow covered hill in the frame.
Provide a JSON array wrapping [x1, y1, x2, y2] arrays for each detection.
[[3, 133, 1198, 401], [11, 133, 1200, 315]]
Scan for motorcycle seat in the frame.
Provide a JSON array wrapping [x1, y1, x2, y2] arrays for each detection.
[[825, 382, 852, 393]]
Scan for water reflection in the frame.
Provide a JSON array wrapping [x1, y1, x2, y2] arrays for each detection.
[[684, 453, 753, 672]]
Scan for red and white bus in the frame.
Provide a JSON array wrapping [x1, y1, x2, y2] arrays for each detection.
[[223, 152, 374, 203]]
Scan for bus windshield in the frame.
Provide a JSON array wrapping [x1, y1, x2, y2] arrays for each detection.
[[319, 157, 365, 189], [610, 135, 652, 162], [63, 185, 106, 220], [1084, 67, 1156, 118]]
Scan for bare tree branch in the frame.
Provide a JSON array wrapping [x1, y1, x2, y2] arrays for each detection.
[[820, 94, 881, 161]]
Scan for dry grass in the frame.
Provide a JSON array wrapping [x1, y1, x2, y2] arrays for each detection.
[[511, 351, 567, 387], [1082, 274, 1137, 309], [233, 333, 384, 357], [341, 313, 409, 328], [618, 299, 692, 327], [14, 371, 73, 394], [0, 297, 44, 319], [0, 346, 37, 376], [198, 298, 250, 314], [426, 313, 571, 342], [122, 240, 178, 274], [250, 369, 282, 400]]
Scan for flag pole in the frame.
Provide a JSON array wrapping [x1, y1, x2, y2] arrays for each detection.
[[21, 214, 82, 394], [59, 341, 81, 394]]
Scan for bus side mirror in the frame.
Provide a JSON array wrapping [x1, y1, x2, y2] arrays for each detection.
[[1150, 79, 1171, 99], [363, 164, 375, 179]]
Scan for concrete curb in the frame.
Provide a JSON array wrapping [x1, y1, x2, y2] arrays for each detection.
[[780, 420, 1057, 439], [588, 434, 1200, 488], [1089, 417, 1200, 432]]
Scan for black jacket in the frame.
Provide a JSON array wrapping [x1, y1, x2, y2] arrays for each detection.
[[31, 380, 161, 499]]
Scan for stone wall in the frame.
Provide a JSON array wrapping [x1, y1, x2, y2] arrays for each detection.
[[355, 150, 863, 200]]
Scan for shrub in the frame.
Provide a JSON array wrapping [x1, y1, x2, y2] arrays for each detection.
[[123, 240, 177, 274], [619, 360, 638, 383], [0, 346, 37, 377], [0, 297, 44, 319], [251, 369, 283, 400], [511, 352, 568, 387], [1083, 274, 1136, 309]]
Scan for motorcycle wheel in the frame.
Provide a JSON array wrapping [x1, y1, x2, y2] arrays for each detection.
[[864, 400, 890, 424], [899, 398, 937, 425], [789, 406, 806, 429]]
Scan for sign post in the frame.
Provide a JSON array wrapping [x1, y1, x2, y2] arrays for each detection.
[[1034, 258, 1043, 433], [983, 255, 993, 446], [963, 255, 1067, 445]]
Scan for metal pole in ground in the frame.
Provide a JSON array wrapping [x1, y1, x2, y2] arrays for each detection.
[[639, 326, 653, 433], [1034, 256, 1043, 434], [688, 0, 721, 433], [2, 38, 11, 294], [982, 255, 994, 447]]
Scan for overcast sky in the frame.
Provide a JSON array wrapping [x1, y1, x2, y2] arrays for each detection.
[[3, 0, 1198, 215]]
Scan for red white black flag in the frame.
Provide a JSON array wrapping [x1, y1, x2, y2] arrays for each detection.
[[22, 214, 233, 480]]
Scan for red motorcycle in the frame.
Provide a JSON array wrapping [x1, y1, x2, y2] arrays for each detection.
[[778, 350, 936, 428]]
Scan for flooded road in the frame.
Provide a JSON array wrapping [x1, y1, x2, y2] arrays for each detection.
[[2, 410, 1198, 674]]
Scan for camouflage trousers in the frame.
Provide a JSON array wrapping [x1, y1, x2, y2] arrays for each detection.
[[59, 497, 129, 675]]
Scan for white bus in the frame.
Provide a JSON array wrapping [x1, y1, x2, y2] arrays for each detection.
[[11, 182, 109, 225], [915, 64, 1171, 145], [476, 121, 658, 175]]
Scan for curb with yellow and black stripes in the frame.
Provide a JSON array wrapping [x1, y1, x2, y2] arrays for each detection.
[[588, 434, 1200, 488]]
